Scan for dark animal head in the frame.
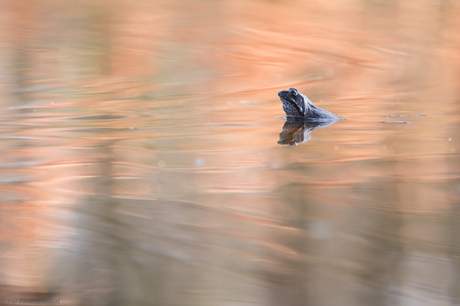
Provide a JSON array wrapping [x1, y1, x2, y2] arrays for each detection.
[[278, 87, 306, 115]]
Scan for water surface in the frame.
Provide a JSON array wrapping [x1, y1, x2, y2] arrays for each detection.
[[0, 1, 460, 305]]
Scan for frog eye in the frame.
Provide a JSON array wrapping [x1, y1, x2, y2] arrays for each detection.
[[288, 89, 297, 97]]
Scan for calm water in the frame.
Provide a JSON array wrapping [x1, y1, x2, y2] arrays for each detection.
[[1, 1, 460, 305]]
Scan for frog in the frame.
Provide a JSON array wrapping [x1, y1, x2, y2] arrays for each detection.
[[278, 87, 338, 120]]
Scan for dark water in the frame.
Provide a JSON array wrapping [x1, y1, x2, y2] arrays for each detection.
[[1, 1, 460, 305]]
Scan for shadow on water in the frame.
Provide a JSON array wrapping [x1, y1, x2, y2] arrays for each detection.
[[278, 118, 338, 146]]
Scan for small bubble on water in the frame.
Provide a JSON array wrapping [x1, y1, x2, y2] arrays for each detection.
[[310, 221, 329, 240], [158, 160, 166, 168], [382, 145, 387, 149], [194, 157, 205, 167], [448, 138, 452, 141], [51, 102, 54, 104], [130, 127, 134, 129], [34, 109, 36, 112]]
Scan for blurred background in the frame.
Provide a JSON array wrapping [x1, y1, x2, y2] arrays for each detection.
[[0, 0, 459, 305]]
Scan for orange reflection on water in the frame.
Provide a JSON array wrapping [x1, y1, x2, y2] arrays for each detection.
[[0, 0, 460, 305]]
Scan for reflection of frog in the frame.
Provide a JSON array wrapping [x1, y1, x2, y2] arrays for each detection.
[[278, 119, 336, 146], [278, 87, 338, 120]]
